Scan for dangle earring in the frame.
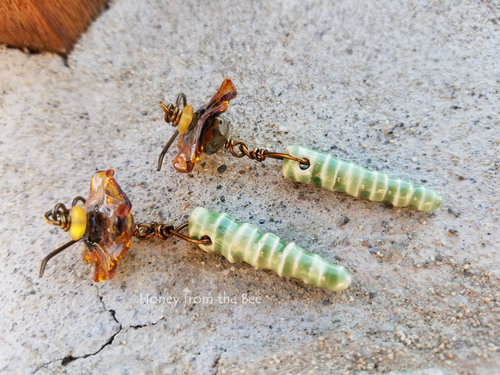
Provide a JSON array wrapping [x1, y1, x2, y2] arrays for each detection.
[[40, 169, 351, 291], [156, 79, 441, 212]]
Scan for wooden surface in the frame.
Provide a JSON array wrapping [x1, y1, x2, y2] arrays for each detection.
[[0, 0, 108, 55]]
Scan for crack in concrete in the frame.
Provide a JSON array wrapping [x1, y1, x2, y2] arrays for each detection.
[[33, 292, 122, 373], [34, 288, 167, 372], [130, 316, 165, 330], [60, 305, 122, 366]]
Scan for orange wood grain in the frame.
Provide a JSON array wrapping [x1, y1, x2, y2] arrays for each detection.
[[0, 0, 108, 55]]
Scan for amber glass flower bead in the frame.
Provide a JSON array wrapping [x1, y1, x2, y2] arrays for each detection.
[[173, 78, 237, 172], [81, 169, 135, 282]]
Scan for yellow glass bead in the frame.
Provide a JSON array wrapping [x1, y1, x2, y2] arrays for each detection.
[[69, 205, 87, 241], [178, 105, 194, 134]]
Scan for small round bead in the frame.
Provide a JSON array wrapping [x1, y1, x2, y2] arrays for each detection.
[[178, 105, 194, 134], [201, 118, 231, 154], [69, 205, 87, 240]]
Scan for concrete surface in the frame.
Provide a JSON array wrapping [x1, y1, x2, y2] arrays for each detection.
[[0, 0, 498, 374]]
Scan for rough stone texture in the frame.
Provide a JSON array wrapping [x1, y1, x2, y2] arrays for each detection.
[[0, 0, 498, 374]]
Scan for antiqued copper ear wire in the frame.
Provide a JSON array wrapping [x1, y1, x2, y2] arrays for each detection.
[[157, 93, 187, 171], [39, 240, 79, 278], [40, 196, 86, 277]]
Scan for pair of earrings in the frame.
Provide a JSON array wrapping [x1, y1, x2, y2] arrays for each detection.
[[41, 79, 441, 292]]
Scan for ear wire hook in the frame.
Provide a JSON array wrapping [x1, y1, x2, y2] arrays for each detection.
[[40, 196, 86, 277], [157, 129, 179, 171], [39, 240, 79, 278], [157, 93, 188, 171]]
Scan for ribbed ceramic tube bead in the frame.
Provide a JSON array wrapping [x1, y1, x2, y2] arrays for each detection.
[[188, 207, 351, 291], [282, 145, 441, 212]]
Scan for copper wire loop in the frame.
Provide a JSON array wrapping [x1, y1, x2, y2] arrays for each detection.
[[158, 93, 187, 126], [225, 138, 310, 167], [44, 196, 86, 231], [134, 221, 211, 245]]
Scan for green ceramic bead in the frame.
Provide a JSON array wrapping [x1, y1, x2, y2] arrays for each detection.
[[188, 207, 351, 292], [282, 145, 441, 212]]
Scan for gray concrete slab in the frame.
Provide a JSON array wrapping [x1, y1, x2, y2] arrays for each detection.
[[0, 0, 498, 373]]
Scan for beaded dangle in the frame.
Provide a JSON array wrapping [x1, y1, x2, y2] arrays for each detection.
[[40, 169, 351, 291], [156, 79, 441, 212]]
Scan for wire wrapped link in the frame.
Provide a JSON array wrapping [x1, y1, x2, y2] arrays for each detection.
[[134, 221, 211, 245], [134, 222, 175, 240], [225, 138, 310, 167]]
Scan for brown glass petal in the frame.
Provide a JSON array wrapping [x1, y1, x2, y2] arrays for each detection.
[[173, 79, 237, 172], [82, 169, 135, 282]]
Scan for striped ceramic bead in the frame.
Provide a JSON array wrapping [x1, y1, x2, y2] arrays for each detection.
[[282, 145, 441, 212], [188, 207, 351, 292]]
